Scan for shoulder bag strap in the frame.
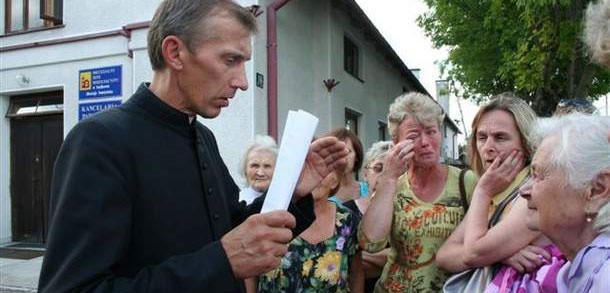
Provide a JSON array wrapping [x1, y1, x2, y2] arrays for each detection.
[[488, 175, 530, 228], [459, 169, 469, 213]]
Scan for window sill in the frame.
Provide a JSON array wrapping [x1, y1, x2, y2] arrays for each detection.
[[345, 71, 365, 83], [1, 24, 65, 38]]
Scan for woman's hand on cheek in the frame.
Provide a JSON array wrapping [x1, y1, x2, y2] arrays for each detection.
[[477, 150, 525, 197]]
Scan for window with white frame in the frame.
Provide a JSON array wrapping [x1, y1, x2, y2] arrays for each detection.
[[344, 36, 361, 80], [345, 108, 360, 135], [4, 0, 62, 34], [378, 121, 387, 141]]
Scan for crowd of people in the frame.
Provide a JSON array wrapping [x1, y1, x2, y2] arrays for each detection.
[[37, 0, 610, 292]]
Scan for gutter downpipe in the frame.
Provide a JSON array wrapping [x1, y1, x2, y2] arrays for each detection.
[[267, 0, 291, 140]]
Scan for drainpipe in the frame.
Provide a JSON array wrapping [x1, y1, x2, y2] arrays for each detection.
[[266, 0, 291, 140]]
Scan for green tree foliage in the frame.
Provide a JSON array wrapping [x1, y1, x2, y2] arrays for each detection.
[[419, 0, 610, 116]]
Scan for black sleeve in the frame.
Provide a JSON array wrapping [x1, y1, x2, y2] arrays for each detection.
[[246, 193, 316, 237], [199, 125, 316, 237], [38, 121, 240, 293], [287, 194, 316, 237]]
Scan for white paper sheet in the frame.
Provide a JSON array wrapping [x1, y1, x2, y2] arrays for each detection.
[[261, 110, 319, 213]]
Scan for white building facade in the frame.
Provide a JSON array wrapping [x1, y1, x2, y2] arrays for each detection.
[[0, 0, 451, 245]]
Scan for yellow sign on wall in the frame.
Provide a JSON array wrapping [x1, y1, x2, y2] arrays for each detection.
[[80, 71, 92, 91]]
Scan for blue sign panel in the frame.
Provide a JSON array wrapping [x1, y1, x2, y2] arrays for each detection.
[[79, 100, 122, 121], [79, 65, 122, 100]]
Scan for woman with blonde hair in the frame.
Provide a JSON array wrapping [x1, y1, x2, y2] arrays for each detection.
[[359, 92, 478, 292]]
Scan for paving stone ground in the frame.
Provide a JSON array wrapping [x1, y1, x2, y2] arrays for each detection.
[[0, 255, 42, 293]]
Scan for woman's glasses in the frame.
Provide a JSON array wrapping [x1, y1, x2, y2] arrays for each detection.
[[366, 163, 383, 173]]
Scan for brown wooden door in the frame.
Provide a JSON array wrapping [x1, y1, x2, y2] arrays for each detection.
[[10, 114, 63, 243]]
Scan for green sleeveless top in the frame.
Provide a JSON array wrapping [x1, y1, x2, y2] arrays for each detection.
[[359, 165, 478, 292]]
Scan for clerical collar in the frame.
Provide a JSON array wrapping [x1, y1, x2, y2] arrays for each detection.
[[127, 83, 192, 128]]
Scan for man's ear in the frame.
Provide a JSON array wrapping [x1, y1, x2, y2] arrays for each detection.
[[587, 170, 610, 213], [161, 35, 186, 70]]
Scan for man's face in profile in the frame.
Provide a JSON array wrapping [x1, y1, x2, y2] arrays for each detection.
[[177, 13, 252, 118]]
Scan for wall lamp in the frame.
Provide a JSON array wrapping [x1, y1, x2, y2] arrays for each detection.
[[248, 5, 264, 17], [323, 78, 340, 92]]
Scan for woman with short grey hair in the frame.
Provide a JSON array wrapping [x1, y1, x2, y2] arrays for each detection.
[[360, 92, 478, 291], [238, 135, 278, 204], [387, 92, 445, 141], [362, 141, 392, 194], [584, 0, 610, 142], [360, 140, 392, 292], [585, 0, 610, 67], [519, 114, 610, 292]]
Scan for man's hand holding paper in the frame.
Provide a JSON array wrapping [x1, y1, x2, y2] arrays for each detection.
[[261, 110, 348, 213], [225, 110, 348, 280]]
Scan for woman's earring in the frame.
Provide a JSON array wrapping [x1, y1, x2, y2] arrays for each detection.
[[585, 211, 597, 223]]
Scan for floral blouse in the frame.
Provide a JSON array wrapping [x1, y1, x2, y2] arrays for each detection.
[[257, 203, 360, 292], [358, 165, 478, 293]]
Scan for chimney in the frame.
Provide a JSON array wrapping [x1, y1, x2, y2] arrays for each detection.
[[435, 80, 450, 114]]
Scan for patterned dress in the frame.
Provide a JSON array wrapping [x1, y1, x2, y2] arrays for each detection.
[[258, 203, 360, 292], [358, 165, 478, 292], [328, 181, 369, 205]]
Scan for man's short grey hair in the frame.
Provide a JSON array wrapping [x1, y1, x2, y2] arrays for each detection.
[[532, 114, 610, 233], [239, 135, 278, 181], [387, 92, 445, 141], [585, 0, 610, 67], [363, 141, 392, 169], [147, 0, 258, 70]]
